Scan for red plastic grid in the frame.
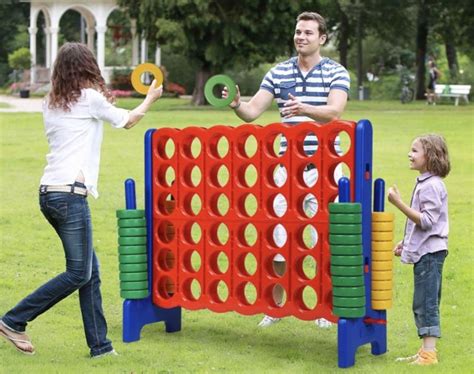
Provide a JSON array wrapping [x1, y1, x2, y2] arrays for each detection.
[[151, 121, 356, 321]]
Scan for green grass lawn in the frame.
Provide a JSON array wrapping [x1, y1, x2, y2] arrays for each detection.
[[0, 99, 473, 373]]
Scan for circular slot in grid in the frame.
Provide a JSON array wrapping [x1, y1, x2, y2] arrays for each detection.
[[183, 278, 201, 301], [209, 164, 230, 188], [209, 223, 230, 246], [209, 280, 229, 303], [155, 137, 175, 160], [182, 222, 202, 244], [299, 255, 317, 280], [157, 276, 175, 299], [300, 224, 319, 249], [296, 285, 318, 310], [183, 249, 201, 273], [183, 193, 202, 216], [244, 252, 257, 276], [237, 281, 257, 305], [270, 164, 287, 187], [332, 162, 351, 186], [298, 131, 319, 157], [300, 163, 319, 188], [331, 130, 351, 157], [237, 134, 258, 158], [271, 193, 288, 218], [157, 193, 176, 216], [182, 136, 202, 159], [215, 251, 230, 274], [237, 193, 257, 217], [157, 220, 175, 243], [271, 255, 287, 278], [157, 248, 175, 271], [267, 283, 287, 307], [299, 193, 319, 218], [212, 135, 230, 159], [156, 165, 176, 187], [182, 164, 202, 187], [237, 223, 258, 247], [270, 224, 288, 248], [237, 163, 257, 188], [266, 133, 287, 158], [210, 193, 230, 216]]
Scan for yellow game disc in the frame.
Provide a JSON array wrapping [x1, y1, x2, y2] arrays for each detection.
[[372, 290, 393, 300], [372, 231, 394, 241], [372, 250, 393, 261], [372, 270, 392, 281], [372, 260, 392, 271], [131, 63, 163, 95], [372, 221, 394, 232], [372, 212, 394, 222], [372, 241, 393, 251], [372, 299, 392, 310], [372, 280, 392, 290]]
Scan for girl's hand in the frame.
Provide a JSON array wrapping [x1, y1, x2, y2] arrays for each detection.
[[393, 241, 403, 256], [146, 79, 163, 102], [222, 85, 241, 109], [387, 184, 401, 205]]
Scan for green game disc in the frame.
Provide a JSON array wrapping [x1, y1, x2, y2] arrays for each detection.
[[329, 203, 361, 214], [119, 254, 148, 264], [329, 234, 362, 245], [329, 213, 362, 224], [204, 74, 236, 107], [331, 265, 364, 277], [119, 263, 147, 273], [331, 255, 363, 266], [333, 306, 365, 318], [119, 271, 148, 282], [118, 236, 146, 246], [120, 280, 148, 290], [330, 244, 363, 256], [118, 218, 146, 228], [119, 245, 147, 255], [116, 209, 145, 219], [118, 227, 147, 237], [329, 223, 362, 234], [333, 296, 365, 308], [332, 286, 365, 297], [120, 289, 149, 299], [332, 276, 365, 287]]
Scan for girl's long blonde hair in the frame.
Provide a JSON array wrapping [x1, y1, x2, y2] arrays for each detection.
[[417, 134, 451, 178]]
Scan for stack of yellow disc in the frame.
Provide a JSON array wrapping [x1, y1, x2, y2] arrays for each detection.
[[371, 212, 394, 310]]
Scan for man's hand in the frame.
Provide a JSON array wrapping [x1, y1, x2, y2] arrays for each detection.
[[393, 241, 403, 256], [222, 85, 241, 109], [282, 93, 306, 118]]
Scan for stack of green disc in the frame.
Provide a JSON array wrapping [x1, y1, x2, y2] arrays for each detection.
[[329, 203, 365, 318], [116, 209, 149, 299]]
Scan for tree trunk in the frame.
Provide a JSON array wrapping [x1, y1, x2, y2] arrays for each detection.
[[415, 0, 429, 100], [337, 5, 350, 68], [191, 68, 212, 106], [444, 38, 458, 81]]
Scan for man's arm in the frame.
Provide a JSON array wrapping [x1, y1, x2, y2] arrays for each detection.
[[282, 89, 348, 123], [223, 86, 274, 122]]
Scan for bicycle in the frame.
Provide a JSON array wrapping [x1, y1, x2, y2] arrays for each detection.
[[400, 74, 415, 103]]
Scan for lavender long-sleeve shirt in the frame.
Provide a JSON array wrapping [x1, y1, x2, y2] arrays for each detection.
[[401, 172, 449, 264]]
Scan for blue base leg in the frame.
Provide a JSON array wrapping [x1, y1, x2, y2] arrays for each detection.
[[123, 296, 181, 342]]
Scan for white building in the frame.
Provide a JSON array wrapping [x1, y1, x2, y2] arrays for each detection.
[[28, 0, 160, 85]]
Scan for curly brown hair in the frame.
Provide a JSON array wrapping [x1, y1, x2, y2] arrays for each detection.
[[48, 42, 114, 111], [417, 134, 451, 178]]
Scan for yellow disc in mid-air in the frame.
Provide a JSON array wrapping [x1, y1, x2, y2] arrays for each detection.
[[131, 63, 163, 95]]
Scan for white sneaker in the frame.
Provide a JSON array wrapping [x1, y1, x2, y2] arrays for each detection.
[[91, 349, 118, 359], [258, 315, 281, 327], [314, 318, 334, 328]]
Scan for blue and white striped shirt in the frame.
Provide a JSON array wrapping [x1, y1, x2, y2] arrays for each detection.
[[260, 57, 350, 155]]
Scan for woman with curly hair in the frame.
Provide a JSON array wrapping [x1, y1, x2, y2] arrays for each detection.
[[0, 42, 162, 357]]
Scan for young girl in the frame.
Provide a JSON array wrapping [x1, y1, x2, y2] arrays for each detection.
[[388, 134, 450, 366], [0, 42, 162, 357]]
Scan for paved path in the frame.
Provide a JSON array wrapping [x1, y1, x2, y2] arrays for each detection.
[[0, 95, 44, 112]]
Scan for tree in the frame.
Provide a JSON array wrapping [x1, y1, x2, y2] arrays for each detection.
[[119, 0, 308, 105]]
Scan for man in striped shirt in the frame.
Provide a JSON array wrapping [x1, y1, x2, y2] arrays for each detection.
[[223, 11, 350, 328]]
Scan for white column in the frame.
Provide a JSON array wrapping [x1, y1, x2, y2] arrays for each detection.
[[50, 26, 59, 68], [155, 44, 161, 67], [45, 27, 51, 68], [140, 33, 148, 63], [96, 24, 106, 73], [28, 26, 38, 85], [131, 19, 139, 66], [87, 26, 95, 53]]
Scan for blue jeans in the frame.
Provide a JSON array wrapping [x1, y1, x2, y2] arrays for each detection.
[[2, 188, 113, 356], [413, 250, 447, 338]]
